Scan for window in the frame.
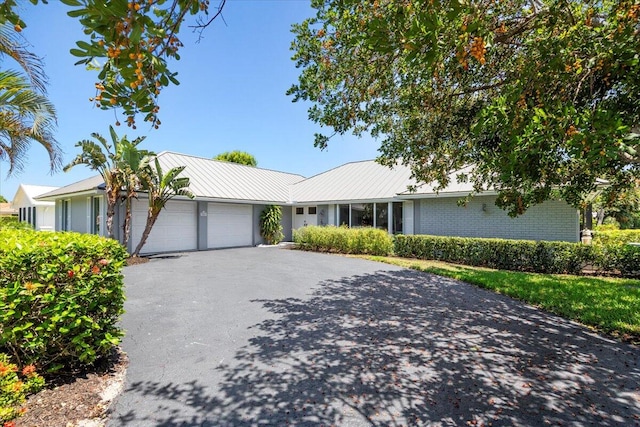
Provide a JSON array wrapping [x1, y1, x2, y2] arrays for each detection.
[[61, 200, 70, 231], [27, 206, 31, 225], [308, 206, 317, 215], [376, 203, 388, 230], [296, 207, 304, 215], [339, 204, 349, 226], [91, 197, 101, 235], [392, 202, 403, 234], [351, 203, 373, 227], [31, 207, 36, 227]]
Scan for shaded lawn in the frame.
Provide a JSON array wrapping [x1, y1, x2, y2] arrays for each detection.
[[361, 256, 640, 342]]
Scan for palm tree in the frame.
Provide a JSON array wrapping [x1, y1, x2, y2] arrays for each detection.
[[64, 126, 150, 241], [132, 158, 194, 256], [0, 24, 48, 92], [118, 137, 152, 247], [0, 24, 60, 174]]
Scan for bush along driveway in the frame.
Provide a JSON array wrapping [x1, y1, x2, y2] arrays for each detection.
[[108, 248, 640, 426]]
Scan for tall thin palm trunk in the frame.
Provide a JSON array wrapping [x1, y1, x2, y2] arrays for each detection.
[[132, 207, 160, 256]]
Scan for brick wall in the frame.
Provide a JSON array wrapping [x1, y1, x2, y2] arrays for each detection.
[[418, 196, 579, 242]]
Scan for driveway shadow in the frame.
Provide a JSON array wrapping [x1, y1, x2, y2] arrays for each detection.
[[110, 269, 640, 426]]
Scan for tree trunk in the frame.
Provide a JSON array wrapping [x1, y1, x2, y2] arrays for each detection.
[[122, 194, 132, 248], [132, 207, 160, 256], [584, 203, 593, 229], [105, 187, 118, 239], [596, 208, 605, 226]]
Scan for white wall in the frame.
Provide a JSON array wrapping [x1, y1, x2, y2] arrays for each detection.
[[293, 205, 318, 229], [36, 206, 55, 231], [418, 196, 579, 242]]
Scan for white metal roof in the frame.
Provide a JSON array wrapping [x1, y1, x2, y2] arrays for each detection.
[[398, 178, 482, 198], [13, 184, 59, 205], [33, 153, 497, 205], [291, 160, 416, 203], [155, 152, 305, 203]]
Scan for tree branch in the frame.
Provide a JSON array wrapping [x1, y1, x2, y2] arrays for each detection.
[[450, 81, 506, 97], [189, 0, 227, 39]]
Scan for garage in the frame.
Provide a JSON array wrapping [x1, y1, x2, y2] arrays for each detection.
[[131, 199, 198, 254], [208, 203, 253, 249]]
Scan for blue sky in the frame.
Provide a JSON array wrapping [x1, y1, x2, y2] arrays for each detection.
[[1, 0, 381, 200]]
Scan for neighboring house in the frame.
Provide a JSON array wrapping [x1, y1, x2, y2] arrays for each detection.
[[36, 175, 107, 237], [36, 151, 580, 255], [0, 203, 17, 217], [12, 184, 58, 231]]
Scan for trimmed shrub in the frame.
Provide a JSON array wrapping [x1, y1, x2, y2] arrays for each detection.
[[394, 234, 640, 277], [595, 244, 640, 277], [593, 229, 640, 246], [395, 235, 581, 274], [0, 218, 31, 231], [0, 230, 128, 372], [0, 353, 45, 423], [294, 225, 393, 256]]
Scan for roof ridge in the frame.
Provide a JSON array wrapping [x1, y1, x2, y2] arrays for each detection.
[[157, 151, 306, 179], [293, 159, 379, 185]]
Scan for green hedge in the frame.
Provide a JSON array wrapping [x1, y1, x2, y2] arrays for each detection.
[[394, 235, 640, 277], [0, 230, 128, 372], [293, 225, 393, 256], [0, 217, 32, 231], [593, 229, 640, 245]]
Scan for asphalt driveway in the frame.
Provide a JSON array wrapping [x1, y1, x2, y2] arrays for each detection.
[[108, 247, 640, 426]]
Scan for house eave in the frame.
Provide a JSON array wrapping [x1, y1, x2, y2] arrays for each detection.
[[132, 194, 292, 206], [291, 197, 399, 205], [36, 189, 104, 201], [396, 190, 499, 199]]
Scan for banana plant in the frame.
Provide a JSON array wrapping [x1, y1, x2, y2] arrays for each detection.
[[132, 158, 194, 256]]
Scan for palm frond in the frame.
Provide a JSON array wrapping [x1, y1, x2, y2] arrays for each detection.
[[0, 70, 59, 174], [0, 24, 48, 93]]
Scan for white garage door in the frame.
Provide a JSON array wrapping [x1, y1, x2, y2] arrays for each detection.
[[131, 199, 197, 254], [208, 203, 253, 248]]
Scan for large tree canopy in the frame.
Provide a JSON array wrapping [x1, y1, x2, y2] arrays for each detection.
[[0, 0, 224, 130], [289, 0, 640, 215]]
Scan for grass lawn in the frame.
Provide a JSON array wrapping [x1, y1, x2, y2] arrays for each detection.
[[361, 255, 640, 343]]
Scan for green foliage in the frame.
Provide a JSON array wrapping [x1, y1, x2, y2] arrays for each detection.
[[394, 235, 640, 278], [0, 23, 60, 175], [0, 230, 128, 372], [0, 196, 6, 203], [394, 235, 587, 274], [367, 256, 640, 340], [0, 353, 45, 423], [65, 126, 152, 240], [593, 180, 640, 229], [593, 229, 640, 246], [213, 150, 258, 167], [290, 0, 640, 216], [595, 223, 620, 231], [259, 205, 284, 245], [0, 217, 31, 231], [615, 245, 640, 277], [0, 1, 225, 129], [294, 225, 393, 256]]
